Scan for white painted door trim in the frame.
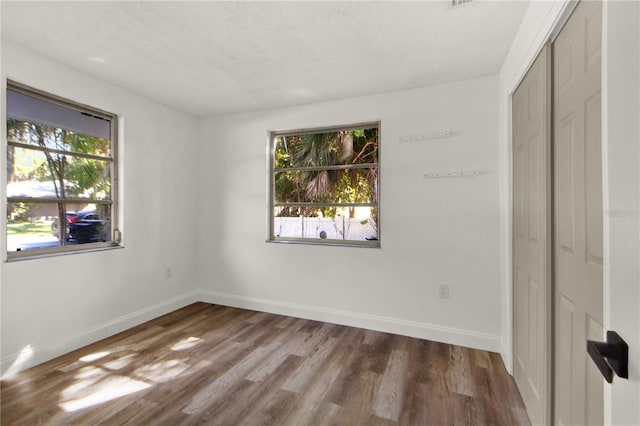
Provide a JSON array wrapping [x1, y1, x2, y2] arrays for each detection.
[[601, 2, 640, 425]]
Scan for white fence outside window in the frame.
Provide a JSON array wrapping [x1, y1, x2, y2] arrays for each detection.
[[273, 216, 377, 241]]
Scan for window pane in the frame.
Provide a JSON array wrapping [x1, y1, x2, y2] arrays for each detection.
[[7, 203, 62, 252], [351, 128, 379, 165], [273, 206, 378, 242], [7, 89, 111, 141], [66, 205, 111, 244], [274, 168, 378, 204], [8, 147, 111, 200], [274, 127, 378, 169], [7, 118, 111, 158], [7, 203, 111, 252]]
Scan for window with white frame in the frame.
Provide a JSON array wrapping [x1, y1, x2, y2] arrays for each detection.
[[269, 123, 379, 247], [6, 81, 119, 258]]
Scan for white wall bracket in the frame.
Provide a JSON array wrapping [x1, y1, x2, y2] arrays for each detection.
[[423, 170, 483, 178], [399, 131, 451, 143]]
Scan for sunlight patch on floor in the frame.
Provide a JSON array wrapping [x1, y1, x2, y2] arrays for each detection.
[[102, 353, 137, 371], [58, 354, 195, 412], [134, 359, 191, 383], [59, 375, 151, 412], [74, 365, 108, 380], [79, 351, 110, 363], [62, 374, 101, 396], [170, 336, 202, 351]]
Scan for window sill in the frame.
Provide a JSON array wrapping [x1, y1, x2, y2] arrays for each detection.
[[6, 243, 123, 262], [266, 238, 380, 249]]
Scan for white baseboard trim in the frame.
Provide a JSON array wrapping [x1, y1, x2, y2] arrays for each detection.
[[501, 341, 513, 374], [198, 290, 501, 353], [2, 289, 503, 377], [1, 290, 199, 378]]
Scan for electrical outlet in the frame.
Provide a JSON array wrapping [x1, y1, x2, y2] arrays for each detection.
[[164, 266, 172, 279], [439, 284, 450, 299]]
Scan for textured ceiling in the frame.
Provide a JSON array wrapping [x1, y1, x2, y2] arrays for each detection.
[[1, 1, 529, 116]]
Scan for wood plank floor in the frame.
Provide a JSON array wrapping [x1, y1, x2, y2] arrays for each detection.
[[1, 303, 530, 425]]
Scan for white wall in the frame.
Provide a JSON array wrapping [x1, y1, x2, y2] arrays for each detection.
[[0, 40, 199, 375], [196, 75, 503, 352]]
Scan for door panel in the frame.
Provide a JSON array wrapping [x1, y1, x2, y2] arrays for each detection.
[[512, 45, 551, 426], [553, 1, 603, 425], [528, 134, 541, 243], [555, 294, 575, 426], [555, 115, 575, 254], [585, 93, 603, 266]]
